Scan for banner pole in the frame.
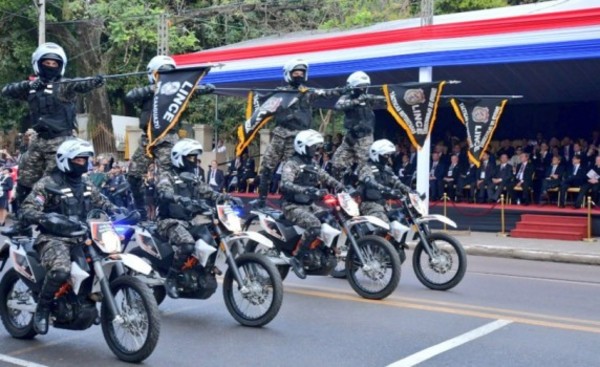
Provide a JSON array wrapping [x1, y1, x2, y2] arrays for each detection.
[[497, 194, 508, 237], [583, 196, 596, 242]]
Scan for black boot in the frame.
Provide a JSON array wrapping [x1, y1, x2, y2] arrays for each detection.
[[34, 270, 69, 335], [250, 168, 272, 208], [127, 176, 147, 220], [164, 268, 180, 299], [289, 256, 306, 279], [289, 230, 318, 280]]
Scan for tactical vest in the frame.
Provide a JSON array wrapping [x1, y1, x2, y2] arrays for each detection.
[[158, 174, 194, 220], [28, 87, 76, 139], [274, 92, 313, 131], [361, 164, 394, 202], [343, 103, 375, 138], [43, 173, 93, 224], [282, 156, 319, 205]]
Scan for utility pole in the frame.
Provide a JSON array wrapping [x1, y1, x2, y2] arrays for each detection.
[[158, 12, 169, 55], [38, 0, 45, 45], [416, 0, 434, 212]]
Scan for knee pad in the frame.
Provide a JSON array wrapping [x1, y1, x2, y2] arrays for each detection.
[[46, 270, 70, 284], [178, 243, 196, 257], [304, 227, 321, 242]]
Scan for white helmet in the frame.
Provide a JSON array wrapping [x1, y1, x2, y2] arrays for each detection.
[[346, 71, 371, 88], [171, 139, 203, 168], [56, 138, 94, 173], [283, 58, 309, 84], [147, 55, 176, 84], [294, 129, 323, 156], [369, 139, 396, 163], [32, 42, 67, 77]]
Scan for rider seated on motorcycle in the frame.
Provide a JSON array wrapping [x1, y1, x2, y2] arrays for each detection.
[[280, 129, 345, 279], [357, 139, 412, 224], [20, 139, 122, 335], [155, 139, 241, 298]]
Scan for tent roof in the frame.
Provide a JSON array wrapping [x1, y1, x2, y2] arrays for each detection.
[[173, 0, 600, 105]]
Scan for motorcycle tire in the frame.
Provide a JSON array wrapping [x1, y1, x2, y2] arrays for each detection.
[[129, 247, 167, 306], [222, 253, 283, 327], [0, 269, 37, 339], [346, 235, 401, 300], [412, 232, 467, 291], [244, 239, 290, 281], [101, 275, 161, 363]]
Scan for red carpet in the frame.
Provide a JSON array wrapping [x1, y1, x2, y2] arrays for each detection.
[[510, 214, 587, 241]]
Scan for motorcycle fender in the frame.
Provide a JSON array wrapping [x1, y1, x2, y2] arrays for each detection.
[[229, 231, 274, 250], [10, 245, 38, 283], [320, 223, 341, 248], [70, 261, 90, 295], [119, 253, 154, 276], [194, 239, 217, 268], [348, 215, 390, 231], [390, 220, 411, 242], [416, 214, 457, 228]]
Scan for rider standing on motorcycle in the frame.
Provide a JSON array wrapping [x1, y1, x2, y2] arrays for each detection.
[[280, 129, 344, 279], [357, 139, 412, 223], [253, 59, 339, 208], [125, 56, 215, 220], [156, 139, 239, 298], [331, 71, 386, 182], [20, 139, 120, 335], [1, 42, 104, 214]]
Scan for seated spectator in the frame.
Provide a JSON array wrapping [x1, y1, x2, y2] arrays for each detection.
[[397, 154, 415, 187], [540, 155, 565, 203], [510, 146, 523, 167], [237, 151, 256, 192], [509, 152, 534, 205], [496, 139, 515, 160], [207, 160, 225, 193], [456, 162, 477, 203], [575, 155, 600, 208], [442, 154, 461, 200], [558, 155, 587, 208], [475, 151, 495, 203], [429, 151, 445, 201], [488, 153, 514, 203]]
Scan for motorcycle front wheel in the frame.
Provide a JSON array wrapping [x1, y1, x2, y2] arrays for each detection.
[[346, 235, 401, 300], [223, 253, 283, 327], [413, 232, 467, 291], [0, 269, 37, 339], [244, 240, 290, 281], [101, 275, 161, 363]]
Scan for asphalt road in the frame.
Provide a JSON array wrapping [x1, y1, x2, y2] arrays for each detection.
[[0, 254, 598, 367]]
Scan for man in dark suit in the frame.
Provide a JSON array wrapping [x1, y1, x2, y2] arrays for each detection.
[[237, 151, 256, 192], [475, 151, 495, 203], [575, 155, 600, 208], [532, 142, 551, 202], [442, 154, 461, 201], [559, 155, 587, 208], [429, 151, 445, 201], [320, 152, 333, 175], [509, 152, 534, 205], [540, 155, 565, 203], [488, 153, 514, 203], [397, 154, 415, 187], [456, 162, 477, 203], [207, 160, 225, 193]]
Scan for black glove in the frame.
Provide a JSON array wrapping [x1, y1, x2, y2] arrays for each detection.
[[344, 185, 359, 197], [388, 189, 403, 199], [29, 79, 45, 91], [39, 213, 82, 236], [355, 94, 369, 104], [305, 187, 328, 200], [93, 75, 105, 87], [177, 196, 192, 207], [197, 83, 215, 95]]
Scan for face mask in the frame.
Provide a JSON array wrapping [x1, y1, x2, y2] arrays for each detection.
[[67, 160, 88, 178], [39, 64, 62, 82], [290, 76, 304, 87], [182, 155, 198, 173]]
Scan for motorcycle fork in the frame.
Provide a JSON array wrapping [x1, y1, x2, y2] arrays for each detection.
[[338, 213, 368, 265], [415, 223, 438, 257], [87, 246, 121, 320]]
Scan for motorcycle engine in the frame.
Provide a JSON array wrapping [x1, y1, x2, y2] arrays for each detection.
[[304, 247, 337, 275], [177, 267, 217, 300], [52, 295, 98, 330]]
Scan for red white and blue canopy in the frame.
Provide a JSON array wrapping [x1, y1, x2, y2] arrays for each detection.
[[174, 0, 600, 105]]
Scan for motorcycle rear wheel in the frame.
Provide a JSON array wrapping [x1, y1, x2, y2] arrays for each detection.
[[346, 235, 401, 300], [101, 275, 161, 363], [0, 269, 37, 339], [223, 253, 283, 327], [413, 232, 467, 291]]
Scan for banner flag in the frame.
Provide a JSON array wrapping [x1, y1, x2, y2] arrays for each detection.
[[382, 81, 446, 150], [450, 97, 508, 167], [235, 90, 300, 156], [147, 66, 210, 156]]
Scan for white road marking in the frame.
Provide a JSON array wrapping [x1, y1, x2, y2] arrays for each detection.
[[387, 319, 513, 367], [0, 353, 48, 367]]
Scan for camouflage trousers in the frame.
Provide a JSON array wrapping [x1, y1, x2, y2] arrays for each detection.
[[36, 233, 79, 274], [157, 218, 194, 260], [19, 135, 74, 188], [331, 134, 373, 180], [261, 127, 297, 173], [282, 202, 322, 233], [359, 201, 390, 224], [128, 133, 178, 179]]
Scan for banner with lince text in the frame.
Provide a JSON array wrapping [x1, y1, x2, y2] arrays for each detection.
[[450, 97, 508, 167]]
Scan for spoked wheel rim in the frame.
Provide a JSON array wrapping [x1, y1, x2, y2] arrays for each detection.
[[6, 279, 34, 329], [228, 261, 276, 320], [348, 237, 399, 295], [413, 233, 467, 291], [111, 287, 150, 352]]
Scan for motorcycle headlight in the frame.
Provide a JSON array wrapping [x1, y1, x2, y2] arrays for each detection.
[[409, 193, 427, 216]]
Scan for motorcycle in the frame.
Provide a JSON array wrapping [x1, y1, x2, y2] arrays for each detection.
[[129, 185, 283, 327], [244, 192, 401, 300], [0, 207, 161, 363], [337, 190, 467, 291]]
